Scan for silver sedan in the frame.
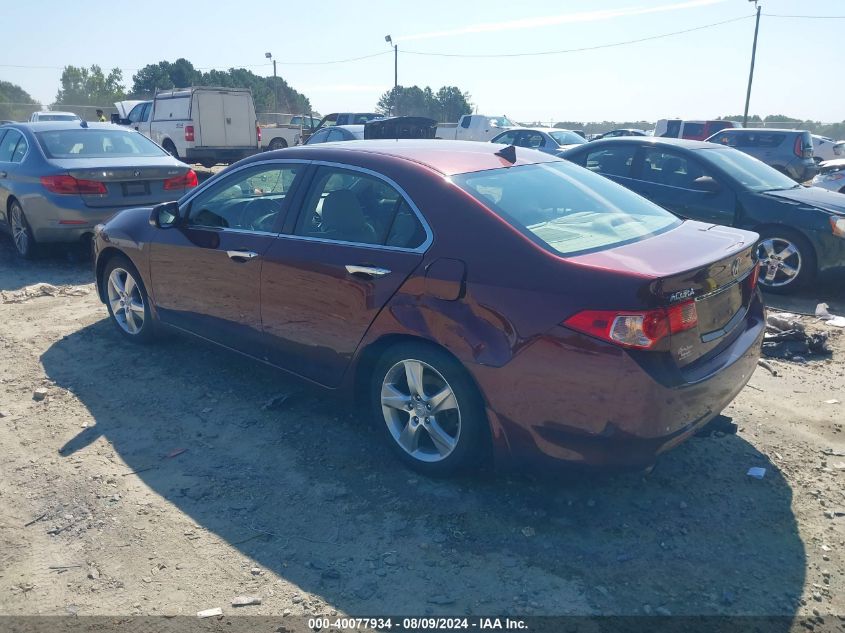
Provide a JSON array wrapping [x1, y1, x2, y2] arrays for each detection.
[[0, 122, 197, 259], [490, 127, 586, 156]]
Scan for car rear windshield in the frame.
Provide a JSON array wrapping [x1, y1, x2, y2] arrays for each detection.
[[38, 114, 79, 121], [696, 146, 798, 191], [35, 129, 168, 159], [453, 161, 680, 256]]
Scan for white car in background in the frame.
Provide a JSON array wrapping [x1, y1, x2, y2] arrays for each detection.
[[29, 111, 81, 122], [811, 159, 845, 193], [812, 135, 845, 163]]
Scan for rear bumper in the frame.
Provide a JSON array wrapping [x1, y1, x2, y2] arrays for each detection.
[[808, 229, 845, 273], [185, 147, 259, 164], [21, 197, 117, 244], [475, 293, 765, 468]]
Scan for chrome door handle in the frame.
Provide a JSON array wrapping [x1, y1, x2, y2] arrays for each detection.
[[345, 265, 391, 278], [0, 171, 7, 178], [227, 250, 259, 261]]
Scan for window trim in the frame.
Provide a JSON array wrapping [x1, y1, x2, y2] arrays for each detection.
[[282, 160, 433, 253]]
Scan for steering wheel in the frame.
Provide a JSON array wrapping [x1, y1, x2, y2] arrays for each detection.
[[241, 198, 280, 232]]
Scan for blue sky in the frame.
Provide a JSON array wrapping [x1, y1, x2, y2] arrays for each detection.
[[3, 0, 843, 122]]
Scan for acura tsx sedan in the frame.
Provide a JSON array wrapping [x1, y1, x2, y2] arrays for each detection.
[[93, 140, 764, 476]]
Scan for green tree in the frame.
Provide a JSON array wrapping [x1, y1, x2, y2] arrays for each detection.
[[0, 80, 40, 120], [55, 65, 125, 106], [131, 58, 200, 96], [376, 85, 471, 121]]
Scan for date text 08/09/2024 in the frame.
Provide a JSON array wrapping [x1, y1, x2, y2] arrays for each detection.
[[307, 617, 528, 630]]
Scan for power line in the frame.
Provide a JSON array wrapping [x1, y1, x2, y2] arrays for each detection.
[[403, 14, 754, 58], [763, 13, 845, 19], [276, 51, 391, 66]]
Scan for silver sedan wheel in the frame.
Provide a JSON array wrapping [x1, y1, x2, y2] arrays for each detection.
[[107, 268, 145, 335], [381, 359, 461, 463], [757, 237, 802, 288], [10, 205, 29, 256]]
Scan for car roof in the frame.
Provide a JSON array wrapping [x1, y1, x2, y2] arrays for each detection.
[[12, 122, 135, 132], [262, 140, 560, 175], [719, 127, 806, 134], [584, 137, 714, 150]]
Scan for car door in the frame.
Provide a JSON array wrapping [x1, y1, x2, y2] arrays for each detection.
[[259, 163, 430, 387], [148, 161, 306, 355], [630, 147, 736, 225], [0, 129, 25, 226]]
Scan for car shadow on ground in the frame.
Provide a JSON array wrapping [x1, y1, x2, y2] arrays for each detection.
[[763, 270, 845, 315], [0, 235, 93, 292], [40, 319, 806, 620]]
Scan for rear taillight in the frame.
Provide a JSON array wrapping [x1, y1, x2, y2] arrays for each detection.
[[41, 175, 107, 195], [163, 170, 198, 190], [564, 300, 698, 350], [794, 136, 813, 159], [184, 125, 194, 142], [256, 124, 261, 143], [747, 263, 760, 290]]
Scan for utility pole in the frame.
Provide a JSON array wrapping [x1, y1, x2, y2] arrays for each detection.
[[743, 2, 761, 127], [265, 52, 277, 113], [385, 35, 397, 115]]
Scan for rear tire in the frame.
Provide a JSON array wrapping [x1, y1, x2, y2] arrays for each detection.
[[9, 200, 35, 259], [102, 255, 157, 343], [756, 227, 816, 294], [162, 140, 179, 159], [269, 138, 287, 151], [370, 342, 488, 477]]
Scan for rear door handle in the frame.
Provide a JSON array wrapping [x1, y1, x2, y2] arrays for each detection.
[[0, 171, 7, 178], [345, 265, 391, 278], [227, 250, 259, 261]]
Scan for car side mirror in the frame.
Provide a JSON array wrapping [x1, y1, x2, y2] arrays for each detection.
[[149, 201, 180, 228], [693, 176, 721, 195]]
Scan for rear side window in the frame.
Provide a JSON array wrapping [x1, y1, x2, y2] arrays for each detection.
[[682, 122, 705, 138], [0, 129, 22, 162], [294, 166, 426, 249], [11, 135, 27, 162], [664, 120, 682, 137], [492, 131, 518, 145], [516, 132, 544, 149], [718, 132, 784, 148], [454, 162, 679, 256], [581, 146, 637, 177]]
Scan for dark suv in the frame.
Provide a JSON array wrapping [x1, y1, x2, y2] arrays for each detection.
[[705, 128, 817, 182]]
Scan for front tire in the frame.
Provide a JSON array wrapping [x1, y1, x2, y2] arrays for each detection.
[[756, 228, 816, 294], [103, 255, 156, 343], [9, 200, 35, 259], [371, 342, 487, 477]]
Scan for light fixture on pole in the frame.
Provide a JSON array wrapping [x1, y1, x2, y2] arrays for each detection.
[[743, 1, 762, 127], [265, 52, 277, 113]]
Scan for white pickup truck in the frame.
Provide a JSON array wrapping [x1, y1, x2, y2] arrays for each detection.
[[259, 113, 321, 150], [435, 115, 515, 142], [114, 87, 259, 167]]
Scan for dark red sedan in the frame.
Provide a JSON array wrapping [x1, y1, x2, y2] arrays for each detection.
[[93, 140, 764, 476]]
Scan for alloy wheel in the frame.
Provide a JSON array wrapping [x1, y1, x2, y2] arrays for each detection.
[[10, 204, 29, 256], [380, 359, 461, 463], [107, 267, 145, 335], [757, 237, 802, 288]]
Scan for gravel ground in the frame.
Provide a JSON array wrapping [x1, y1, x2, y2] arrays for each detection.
[[0, 236, 843, 630]]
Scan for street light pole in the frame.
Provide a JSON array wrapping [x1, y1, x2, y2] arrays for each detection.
[[265, 52, 277, 113], [385, 35, 398, 115], [743, 2, 761, 127]]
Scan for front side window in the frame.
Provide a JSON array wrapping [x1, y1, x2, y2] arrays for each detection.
[[188, 164, 300, 232], [127, 103, 146, 123], [306, 128, 332, 144], [581, 145, 637, 178], [517, 132, 544, 149], [294, 166, 425, 248], [453, 161, 679, 256], [683, 123, 705, 138], [549, 130, 586, 146], [640, 149, 713, 189], [36, 130, 168, 158], [327, 129, 346, 142]]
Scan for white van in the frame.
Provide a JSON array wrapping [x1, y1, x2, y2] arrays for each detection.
[[115, 87, 259, 167]]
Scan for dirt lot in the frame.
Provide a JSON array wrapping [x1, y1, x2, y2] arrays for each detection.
[[0, 236, 844, 629]]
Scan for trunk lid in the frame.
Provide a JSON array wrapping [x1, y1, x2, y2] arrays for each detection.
[[569, 221, 759, 366], [49, 157, 191, 208]]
